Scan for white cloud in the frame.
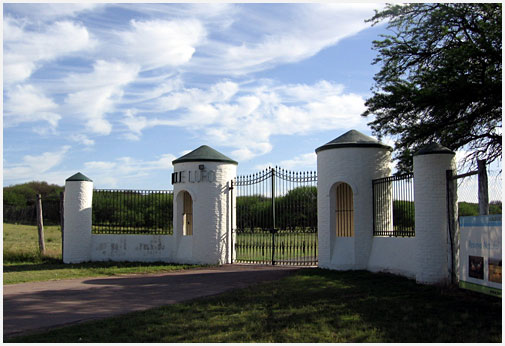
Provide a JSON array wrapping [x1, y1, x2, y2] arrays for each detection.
[[279, 153, 317, 170], [158, 81, 239, 112], [4, 84, 61, 127], [117, 79, 367, 160], [63, 60, 140, 135], [83, 154, 176, 188], [3, 18, 93, 84], [5, 3, 100, 21], [4, 146, 71, 183], [116, 19, 206, 70], [128, 79, 366, 161], [254, 153, 316, 172], [69, 134, 95, 147], [3, 3, 381, 185], [190, 3, 377, 75]]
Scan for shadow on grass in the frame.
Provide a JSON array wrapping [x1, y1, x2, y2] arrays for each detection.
[[3, 258, 199, 273], [6, 268, 502, 343], [274, 269, 502, 343]]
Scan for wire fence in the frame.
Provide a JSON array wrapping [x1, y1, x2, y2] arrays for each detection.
[[3, 197, 62, 226], [456, 173, 502, 216]]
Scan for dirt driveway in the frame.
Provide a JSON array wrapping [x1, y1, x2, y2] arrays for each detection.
[[3, 264, 299, 337]]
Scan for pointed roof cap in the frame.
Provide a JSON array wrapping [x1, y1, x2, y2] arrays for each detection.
[[172, 145, 238, 165], [315, 130, 391, 153], [66, 172, 93, 182], [414, 143, 455, 156]]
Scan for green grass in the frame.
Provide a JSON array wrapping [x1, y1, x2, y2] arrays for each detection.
[[236, 229, 317, 263], [3, 223, 201, 284], [6, 269, 501, 343]]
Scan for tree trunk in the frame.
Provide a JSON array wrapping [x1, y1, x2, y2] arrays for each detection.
[[478, 160, 489, 215]]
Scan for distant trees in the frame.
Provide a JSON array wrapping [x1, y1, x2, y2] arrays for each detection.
[[92, 191, 173, 231], [459, 200, 502, 216], [3, 182, 64, 225], [4, 181, 501, 229], [236, 186, 318, 230], [4, 181, 63, 206]]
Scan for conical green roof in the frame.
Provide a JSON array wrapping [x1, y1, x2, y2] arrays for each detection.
[[66, 172, 93, 182], [172, 145, 238, 165], [414, 143, 455, 156], [315, 130, 391, 153]]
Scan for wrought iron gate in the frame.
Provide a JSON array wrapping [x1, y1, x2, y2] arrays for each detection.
[[231, 167, 317, 266]]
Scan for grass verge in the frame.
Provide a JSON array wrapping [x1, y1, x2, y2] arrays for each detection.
[[3, 223, 201, 284], [6, 269, 502, 343]]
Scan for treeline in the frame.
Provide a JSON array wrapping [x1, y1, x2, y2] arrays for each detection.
[[93, 191, 173, 231], [459, 201, 502, 216], [3, 182, 64, 225], [237, 186, 318, 230], [237, 192, 416, 231], [4, 181, 502, 229]]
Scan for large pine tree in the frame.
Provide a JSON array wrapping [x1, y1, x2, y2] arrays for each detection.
[[363, 3, 501, 172]]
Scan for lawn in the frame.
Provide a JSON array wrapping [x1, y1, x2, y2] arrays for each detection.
[[235, 228, 317, 264], [3, 223, 201, 284], [6, 268, 501, 343]]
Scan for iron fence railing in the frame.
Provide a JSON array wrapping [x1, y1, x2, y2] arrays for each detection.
[[92, 189, 173, 235], [373, 173, 415, 237], [233, 166, 318, 265]]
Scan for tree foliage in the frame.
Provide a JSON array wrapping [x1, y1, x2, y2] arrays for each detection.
[[363, 3, 502, 173], [4, 181, 64, 206], [92, 191, 173, 231], [3, 182, 64, 225]]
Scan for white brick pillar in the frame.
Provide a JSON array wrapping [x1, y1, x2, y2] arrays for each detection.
[[414, 143, 456, 285], [316, 130, 392, 270], [172, 145, 238, 265], [63, 172, 93, 263]]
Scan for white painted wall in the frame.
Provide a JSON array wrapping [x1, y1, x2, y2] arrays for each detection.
[[91, 234, 174, 262], [64, 159, 236, 265], [317, 147, 391, 270], [172, 161, 237, 265], [414, 152, 456, 285], [63, 180, 93, 263], [367, 237, 417, 278]]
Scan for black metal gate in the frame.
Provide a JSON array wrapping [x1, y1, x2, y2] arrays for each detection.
[[231, 167, 317, 266]]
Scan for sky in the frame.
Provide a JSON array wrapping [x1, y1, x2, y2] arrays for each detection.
[[2, 2, 501, 199]]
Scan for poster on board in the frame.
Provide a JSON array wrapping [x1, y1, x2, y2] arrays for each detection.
[[459, 215, 501, 297]]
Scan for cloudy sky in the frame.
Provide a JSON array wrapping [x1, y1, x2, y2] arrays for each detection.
[[2, 2, 424, 189]]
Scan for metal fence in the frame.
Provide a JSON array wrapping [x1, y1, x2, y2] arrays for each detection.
[[451, 162, 502, 216], [92, 189, 173, 235], [373, 173, 415, 237], [3, 196, 62, 226], [233, 166, 318, 266]]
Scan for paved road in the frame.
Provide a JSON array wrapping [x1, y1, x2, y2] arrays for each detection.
[[3, 264, 299, 337]]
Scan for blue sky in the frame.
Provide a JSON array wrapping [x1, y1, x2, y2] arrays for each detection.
[[3, 2, 501, 198]]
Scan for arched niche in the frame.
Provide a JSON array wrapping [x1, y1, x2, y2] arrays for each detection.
[[176, 190, 193, 236], [332, 182, 354, 237]]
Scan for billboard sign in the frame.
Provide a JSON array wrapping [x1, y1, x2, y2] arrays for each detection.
[[459, 215, 501, 297]]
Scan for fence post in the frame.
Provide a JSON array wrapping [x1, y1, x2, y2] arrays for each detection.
[[477, 159, 489, 215], [446, 170, 459, 285], [271, 167, 276, 265], [230, 180, 234, 264], [36, 194, 46, 255], [60, 191, 65, 261]]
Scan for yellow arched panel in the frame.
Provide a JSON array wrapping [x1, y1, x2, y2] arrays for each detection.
[[335, 183, 354, 237]]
